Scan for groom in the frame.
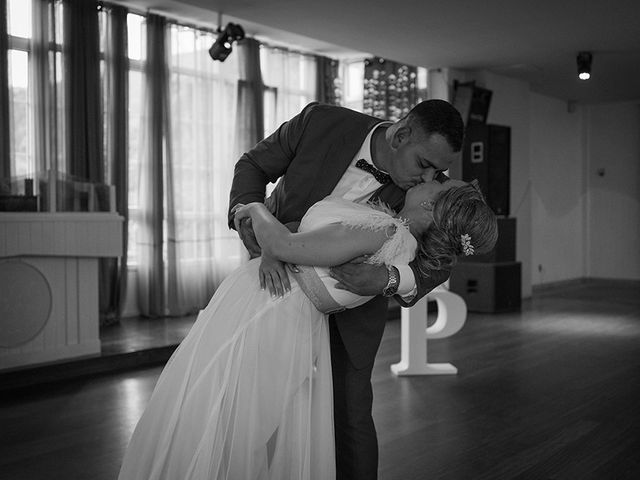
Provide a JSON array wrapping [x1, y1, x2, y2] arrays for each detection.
[[228, 100, 464, 479]]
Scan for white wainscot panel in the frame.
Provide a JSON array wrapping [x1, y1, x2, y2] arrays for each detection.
[[0, 213, 123, 370]]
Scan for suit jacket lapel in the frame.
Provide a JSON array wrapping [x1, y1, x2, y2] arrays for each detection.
[[306, 132, 351, 202], [305, 119, 381, 206], [273, 106, 387, 223]]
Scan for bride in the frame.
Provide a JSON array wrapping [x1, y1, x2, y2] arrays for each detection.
[[118, 179, 497, 480]]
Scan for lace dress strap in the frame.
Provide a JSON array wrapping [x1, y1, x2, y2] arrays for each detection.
[[339, 206, 415, 266]]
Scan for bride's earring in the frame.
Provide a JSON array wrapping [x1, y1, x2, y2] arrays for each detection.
[[420, 200, 434, 211]]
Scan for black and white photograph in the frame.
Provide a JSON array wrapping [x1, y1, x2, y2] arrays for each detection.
[[1, 1, 639, 479]]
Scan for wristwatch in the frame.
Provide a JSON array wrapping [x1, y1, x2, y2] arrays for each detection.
[[382, 265, 400, 297]]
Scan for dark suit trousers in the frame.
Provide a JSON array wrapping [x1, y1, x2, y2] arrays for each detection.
[[330, 316, 378, 480]]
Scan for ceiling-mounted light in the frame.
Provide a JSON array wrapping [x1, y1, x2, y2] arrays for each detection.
[[209, 22, 245, 62], [577, 51, 592, 81]]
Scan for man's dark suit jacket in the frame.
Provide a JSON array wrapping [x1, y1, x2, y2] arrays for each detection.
[[229, 103, 449, 369]]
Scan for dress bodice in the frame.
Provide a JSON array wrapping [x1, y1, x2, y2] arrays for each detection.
[[293, 196, 417, 313]]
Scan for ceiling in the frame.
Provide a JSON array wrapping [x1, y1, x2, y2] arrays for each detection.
[[116, 0, 640, 104]]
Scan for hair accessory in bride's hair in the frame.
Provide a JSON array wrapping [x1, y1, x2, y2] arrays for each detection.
[[460, 234, 475, 256]]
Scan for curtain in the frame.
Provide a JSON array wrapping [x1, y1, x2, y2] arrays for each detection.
[[340, 59, 365, 112], [64, 0, 103, 183], [162, 25, 243, 315], [260, 45, 317, 134], [236, 38, 264, 151], [31, 0, 60, 201], [136, 14, 167, 317], [363, 57, 418, 121], [135, 19, 244, 317], [0, 0, 9, 179], [315, 55, 341, 106], [99, 4, 128, 324]]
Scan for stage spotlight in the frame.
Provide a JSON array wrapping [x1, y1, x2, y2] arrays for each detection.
[[577, 52, 592, 80], [209, 23, 245, 62]]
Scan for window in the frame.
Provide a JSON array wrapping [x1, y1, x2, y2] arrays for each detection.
[[7, 48, 29, 178], [122, 13, 146, 266], [165, 24, 242, 270], [5, 0, 65, 201], [7, 0, 32, 178], [260, 45, 317, 137], [340, 59, 365, 112]]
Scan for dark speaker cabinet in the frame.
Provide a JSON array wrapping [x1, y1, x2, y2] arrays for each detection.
[[462, 124, 511, 216], [450, 261, 521, 313], [462, 217, 516, 263]]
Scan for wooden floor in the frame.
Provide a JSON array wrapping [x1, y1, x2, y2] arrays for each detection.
[[1, 279, 639, 479]]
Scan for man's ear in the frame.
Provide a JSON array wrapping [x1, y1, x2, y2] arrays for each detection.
[[390, 125, 411, 149]]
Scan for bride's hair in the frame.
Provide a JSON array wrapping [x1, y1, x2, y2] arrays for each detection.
[[416, 183, 498, 275]]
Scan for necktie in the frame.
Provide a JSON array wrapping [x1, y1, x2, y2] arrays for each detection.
[[355, 159, 391, 184]]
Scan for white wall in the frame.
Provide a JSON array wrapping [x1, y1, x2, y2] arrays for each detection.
[[586, 102, 640, 279], [530, 93, 585, 285], [442, 69, 640, 292]]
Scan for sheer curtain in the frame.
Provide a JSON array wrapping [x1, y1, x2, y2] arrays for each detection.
[[136, 14, 167, 317], [99, 4, 128, 323], [260, 45, 317, 136], [131, 17, 246, 317], [340, 59, 365, 112], [235, 38, 264, 154], [134, 19, 244, 317], [31, 0, 64, 198], [0, 0, 9, 179], [163, 24, 243, 315], [64, 0, 102, 182]]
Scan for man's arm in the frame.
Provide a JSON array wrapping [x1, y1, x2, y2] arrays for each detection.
[[394, 260, 450, 308], [228, 102, 318, 260], [227, 102, 319, 230], [329, 258, 450, 305]]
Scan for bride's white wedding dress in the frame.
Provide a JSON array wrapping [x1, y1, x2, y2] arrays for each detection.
[[118, 197, 417, 480]]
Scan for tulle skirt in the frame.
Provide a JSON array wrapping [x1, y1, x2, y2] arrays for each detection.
[[118, 258, 335, 480]]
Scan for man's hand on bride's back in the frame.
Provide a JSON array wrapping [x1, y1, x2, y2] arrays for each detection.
[[329, 256, 388, 296]]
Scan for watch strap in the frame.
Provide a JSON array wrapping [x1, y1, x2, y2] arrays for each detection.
[[382, 265, 400, 297]]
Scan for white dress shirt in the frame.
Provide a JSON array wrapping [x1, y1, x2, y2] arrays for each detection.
[[330, 122, 417, 299]]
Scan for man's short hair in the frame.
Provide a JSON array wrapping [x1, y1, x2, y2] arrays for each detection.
[[407, 99, 465, 152]]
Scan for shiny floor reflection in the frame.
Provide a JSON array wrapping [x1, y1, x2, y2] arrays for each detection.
[[1, 279, 639, 479]]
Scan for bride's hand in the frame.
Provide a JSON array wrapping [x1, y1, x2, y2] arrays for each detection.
[[232, 203, 261, 231], [232, 203, 248, 230], [259, 254, 291, 297], [232, 204, 261, 258]]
